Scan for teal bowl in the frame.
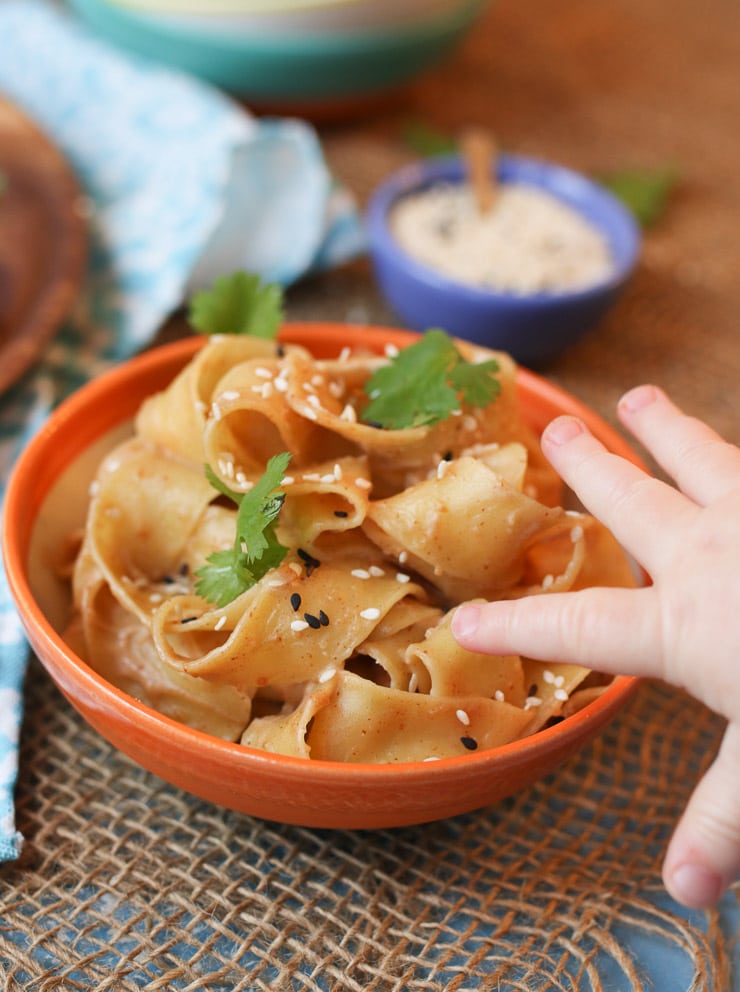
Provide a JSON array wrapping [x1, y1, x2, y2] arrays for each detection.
[[65, 0, 487, 112]]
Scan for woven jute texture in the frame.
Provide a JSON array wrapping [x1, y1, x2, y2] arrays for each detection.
[[1, 662, 736, 991], [3, 0, 740, 987]]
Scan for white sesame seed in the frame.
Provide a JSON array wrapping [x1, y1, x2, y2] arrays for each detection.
[[360, 607, 381, 621], [302, 382, 316, 393], [351, 569, 370, 579], [436, 460, 449, 480], [254, 367, 272, 379], [542, 670, 556, 684], [281, 476, 294, 485], [333, 463, 343, 480], [369, 389, 381, 400], [288, 562, 303, 576], [340, 404, 357, 422], [250, 385, 263, 394], [307, 394, 321, 409], [398, 550, 408, 564], [554, 688, 569, 702], [311, 374, 325, 386], [291, 619, 309, 632], [456, 709, 471, 726], [273, 375, 288, 393], [149, 593, 162, 604], [318, 667, 336, 684], [195, 400, 207, 414], [423, 756, 441, 762], [260, 382, 274, 399], [338, 346, 351, 361], [524, 696, 543, 709], [320, 474, 336, 484], [328, 381, 344, 399], [304, 407, 318, 421], [368, 565, 385, 577], [570, 525, 584, 543], [554, 675, 565, 688], [355, 478, 371, 490], [220, 390, 240, 401], [384, 343, 400, 357], [396, 573, 411, 583], [494, 690, 505, 702], [214, 615, 227, 631], [542, 574, 554, 589], [302, 473, 321, 482]]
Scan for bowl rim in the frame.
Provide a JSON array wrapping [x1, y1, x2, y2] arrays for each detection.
[[365, 152, 642, 307], [3, 324, 641, 787]]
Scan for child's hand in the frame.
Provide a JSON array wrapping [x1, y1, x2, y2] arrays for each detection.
[[452, 384, 740, 908]]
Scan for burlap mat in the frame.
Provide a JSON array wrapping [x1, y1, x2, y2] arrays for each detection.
[[0, 661, 735, 991], [2, 0, 739, 987]]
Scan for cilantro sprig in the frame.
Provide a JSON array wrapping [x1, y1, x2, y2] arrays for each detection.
[[195, 453, 291, 607], [597, 167, 679, 228], [361, 329, 500, 430], [188, 271, 283, 339]]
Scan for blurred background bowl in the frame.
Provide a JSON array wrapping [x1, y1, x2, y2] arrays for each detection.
[[65, 0, 488, 116], [3, 324, 641, 829], [366, 153, 641, 367]]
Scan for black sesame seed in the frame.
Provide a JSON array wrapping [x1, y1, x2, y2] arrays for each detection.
[[276, 344, 286, 358], [179, 563, 190, 576], [297, 548, 321, 575], [161, 574, 175, 585], [528, 684, 538, 697], [303, 612, 322, 629], [290, 593, 302, 611], [443, 450, 453, 461], [460, 736, 478, 751], [318, 610, 330, 626], [180, 616, 198, 624], [366, 420, 384, 430], [334, 510, 348, 518]]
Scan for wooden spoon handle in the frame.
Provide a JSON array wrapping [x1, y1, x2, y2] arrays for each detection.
[[461, 126, 498, 214]]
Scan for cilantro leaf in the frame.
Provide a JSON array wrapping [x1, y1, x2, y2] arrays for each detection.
[[188, 271, 283, 338], [362, 329, 500, 430], [195, 452, 291, 607], [598, 167, 679, 228], [449, 357, 501, 408], [402, 120, 458, 158]]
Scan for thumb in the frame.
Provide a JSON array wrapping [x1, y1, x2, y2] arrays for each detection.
[[663, 721, 740, 908]]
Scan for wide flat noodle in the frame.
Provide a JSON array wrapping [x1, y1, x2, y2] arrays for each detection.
[[151, 558, 428, 692], [364, 456, 565, 601], [307, 671, 533, 763]]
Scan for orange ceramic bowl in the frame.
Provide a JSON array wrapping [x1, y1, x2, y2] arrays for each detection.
[[3, 323, 643, 829]]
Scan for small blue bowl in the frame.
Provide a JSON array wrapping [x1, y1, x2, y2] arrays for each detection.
[[366, 154, 641, 366]]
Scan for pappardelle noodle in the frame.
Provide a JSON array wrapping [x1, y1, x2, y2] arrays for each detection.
[[64, 330, 636, 763]]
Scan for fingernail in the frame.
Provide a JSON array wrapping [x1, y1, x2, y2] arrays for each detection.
[[543, 416, 585, 446], [619, 384, 660, 414], [668, 863, 724, 908], [452, 604, 480, 641]]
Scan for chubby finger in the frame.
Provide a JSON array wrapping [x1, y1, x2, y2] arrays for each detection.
[[662, 722, 740, 908], [451, 587, 667, 681], [540, 415, 695, 571], [618, 384, 740, 507]]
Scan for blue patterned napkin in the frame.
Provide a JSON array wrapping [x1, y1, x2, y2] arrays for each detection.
[[0, 0, 364, 861]]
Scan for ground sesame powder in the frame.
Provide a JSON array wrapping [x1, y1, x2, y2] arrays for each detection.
[[390, 182, 614, 295]]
